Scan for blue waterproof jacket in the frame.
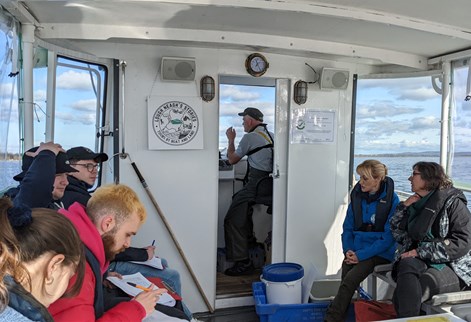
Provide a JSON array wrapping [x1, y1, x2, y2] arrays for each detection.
[[342, 177, 399, 262]]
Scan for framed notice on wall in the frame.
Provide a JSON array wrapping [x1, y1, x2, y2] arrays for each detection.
[[290, 109, 336, 144], [147, 96, 204, 150]]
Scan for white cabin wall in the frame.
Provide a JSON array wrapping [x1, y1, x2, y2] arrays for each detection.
[[64, 40, 374, 312]]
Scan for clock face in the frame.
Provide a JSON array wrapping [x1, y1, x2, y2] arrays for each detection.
[[245, 53, 268, 77], [250, 56, 266, 72]]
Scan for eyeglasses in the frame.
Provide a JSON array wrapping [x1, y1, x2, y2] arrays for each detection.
[[411, 172, 421, 177], [72, 163, 100, 172]]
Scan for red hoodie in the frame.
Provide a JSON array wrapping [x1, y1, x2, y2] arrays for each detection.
[[48, 202, 146, 322]]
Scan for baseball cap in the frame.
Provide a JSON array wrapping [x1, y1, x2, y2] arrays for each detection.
[[13, 147, 78, 181], [67, 146, 109, 163], [238, 107, 263, 122]]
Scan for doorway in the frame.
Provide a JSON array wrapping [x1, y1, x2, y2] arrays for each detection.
[[216, 76, 276, 298]]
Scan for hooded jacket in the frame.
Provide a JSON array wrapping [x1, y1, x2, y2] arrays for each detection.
[[48, 203, 147, 322], [342, 177, 399, 262], [61, 178, 149, 262]]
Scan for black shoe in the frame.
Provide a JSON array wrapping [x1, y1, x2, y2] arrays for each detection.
[[224, 260, 254, 276]]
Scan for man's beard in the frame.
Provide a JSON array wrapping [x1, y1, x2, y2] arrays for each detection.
[[101, 228, 126, 262]]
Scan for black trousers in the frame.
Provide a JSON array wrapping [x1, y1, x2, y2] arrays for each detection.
[[324, 256, 389, 322], [224, 168, 270, 262], [393, 257, 463, 317]]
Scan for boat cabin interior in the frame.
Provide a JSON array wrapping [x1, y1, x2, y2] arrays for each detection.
[[1, 1, 471, 320]]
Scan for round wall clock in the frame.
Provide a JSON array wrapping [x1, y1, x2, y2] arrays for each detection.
[[245, 53, 269, 77]]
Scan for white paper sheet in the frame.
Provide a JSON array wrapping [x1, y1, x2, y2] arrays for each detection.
[[106, 272, 175, 307], [143, 310, 188, 322], [130, 256, 164, 270]]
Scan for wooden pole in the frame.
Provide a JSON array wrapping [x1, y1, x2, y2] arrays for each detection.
[[130, 161, 215, 313]]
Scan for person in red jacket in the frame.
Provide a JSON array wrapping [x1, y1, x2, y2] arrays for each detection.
[[48, 184, 167, 322]]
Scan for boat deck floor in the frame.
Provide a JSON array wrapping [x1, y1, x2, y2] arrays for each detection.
[[192, 268, 262, 321]]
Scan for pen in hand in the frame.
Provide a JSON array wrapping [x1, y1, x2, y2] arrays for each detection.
[[151, 240, 155, 246], [127, 282, 154, 292]]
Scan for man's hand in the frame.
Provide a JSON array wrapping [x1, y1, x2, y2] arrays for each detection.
[[25, 141, 65, 157], [134, 288, 168, 316], [145, 245, 156, 260], [226, 127, 236, 141]]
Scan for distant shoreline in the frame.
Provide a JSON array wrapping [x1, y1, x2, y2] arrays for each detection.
[[355, 151, 471, 157]]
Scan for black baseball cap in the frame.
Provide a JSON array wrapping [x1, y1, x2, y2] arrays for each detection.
[[67, 146, 109, 163], [13, 147, 78, 181], [238, 107, 263, 121]]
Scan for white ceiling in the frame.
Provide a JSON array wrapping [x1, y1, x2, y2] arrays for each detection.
[[3, 0, 471, 70]]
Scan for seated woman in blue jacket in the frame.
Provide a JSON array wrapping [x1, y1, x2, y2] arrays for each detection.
[[325, 159, 399, 322]]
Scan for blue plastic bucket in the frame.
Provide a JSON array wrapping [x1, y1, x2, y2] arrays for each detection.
[[261, 262, 304, 304]]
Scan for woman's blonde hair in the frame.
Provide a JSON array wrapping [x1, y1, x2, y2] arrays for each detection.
[[356, 159, 388, 181]]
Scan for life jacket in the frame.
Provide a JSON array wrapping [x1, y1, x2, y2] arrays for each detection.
[[242, 124, 274, 184], [407, 187, 463, 242], [351, 176, 394, 232]]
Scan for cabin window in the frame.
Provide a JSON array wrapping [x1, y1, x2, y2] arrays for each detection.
[[219, 84, 275, 152], [0, 13, 20, 190], [450, 63, 471, 201], [354, 76, 442, 198], [54, 56, 107, 152]]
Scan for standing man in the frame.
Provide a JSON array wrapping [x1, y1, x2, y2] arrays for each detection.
[[224, 107, 274, 276]]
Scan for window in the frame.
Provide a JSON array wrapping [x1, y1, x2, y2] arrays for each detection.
[[54, 56, 107, 151], [354, 76, 442, 195], [0, 14, 20, 190], [219, 83, 275, 154]]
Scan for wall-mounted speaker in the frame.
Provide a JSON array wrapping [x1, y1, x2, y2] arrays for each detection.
[[161, 57, 196, 81], [320, 68, 349, 90]]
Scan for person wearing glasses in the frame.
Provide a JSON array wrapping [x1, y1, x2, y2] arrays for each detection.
[[62, 146, 108, 209], [390, 162, 471, 317]]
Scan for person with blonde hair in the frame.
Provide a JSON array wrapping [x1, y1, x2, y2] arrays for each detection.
[[0, 197, 85, 321], [48, 183, 167, 322], [325, 160, 399, 322]]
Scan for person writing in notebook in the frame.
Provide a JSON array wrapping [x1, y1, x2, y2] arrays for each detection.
[[48, 184, 167, 321], [224, 107, 274, 276], [63, 146, 184, 300]]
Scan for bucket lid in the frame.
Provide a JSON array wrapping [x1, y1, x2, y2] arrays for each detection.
[[262, 262, 304, 282]]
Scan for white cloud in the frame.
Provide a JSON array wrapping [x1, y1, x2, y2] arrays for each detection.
[[34, 89, 47, 102], [357, 102, 421, 119], [57, 70, 93, 91], [396, 87, 439, 101], [70, 99, 97, 112], [220, 85, 260, 102], [56, 111, 95, 125]]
